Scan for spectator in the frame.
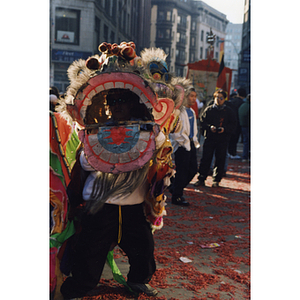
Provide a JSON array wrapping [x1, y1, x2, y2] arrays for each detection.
[[227, 88, 247, 159], [238, 93, 250, 162], [169, 87, 200, 206], [194, 89, 236, 188], [50, 86, 60, 112]]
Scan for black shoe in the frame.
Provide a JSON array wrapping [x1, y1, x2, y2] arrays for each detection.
[[172, 197, 190, 206], [194, 180, 205, 187], [127, 281, 158, 297], [212, 182, 219, 187]]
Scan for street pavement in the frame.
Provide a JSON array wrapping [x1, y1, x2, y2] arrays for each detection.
[[73, 141, 250, 300]]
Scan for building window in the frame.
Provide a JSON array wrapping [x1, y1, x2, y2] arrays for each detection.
[[110, 31, 115, 43], [192, 21, 196, 31], [158, 11, 164, 21], [177, 15, 181, 24], [158, 29, 164, 39], [104, 24, 108, 41], [55, 8, 80, 45], [191, 37, 195, 46], [166, 11, 171, 21], [94, 16, 100, 52], [105, 0, 111, 15], [200, 47, 203, 59], [166, 29, 170, 39], [176, 32, 180, 43], [201, 30, 204, 42]]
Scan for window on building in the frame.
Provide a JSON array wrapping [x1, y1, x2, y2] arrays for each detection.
[[176, 49, 179, 58], [104, 24, 108, 41], [105, 0, 111, 15], [166, 11, 171, 21], [200, 47, 203, 59], [201, 30, 204, 42], [122, 10, 126, 32], [158, 11, 164, 21], [171, 48, 174, 58], [192, 21, 196, 31], [158, 29, 164, 39], [190, 53, 193, 62], [191, 37, 195, 46], [165, 47, 170, 55], [176, 32, 180, 43], [177, 15, 181, 24], [94, 16, 100, 53], [166, 29, 170, 39], [55, 8, 80, 45], [110, 31, 115, 43]]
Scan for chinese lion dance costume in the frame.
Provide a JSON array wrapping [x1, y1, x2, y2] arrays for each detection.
[[50, 41, 192, 299]]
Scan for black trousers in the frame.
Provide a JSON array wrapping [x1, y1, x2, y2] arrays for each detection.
[[60, 203, 156, 299], [228, 125, 241, 156], [198, 138, 228, 183], [172, 141, 198, 199]]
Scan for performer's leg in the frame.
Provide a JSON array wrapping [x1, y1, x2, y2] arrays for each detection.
[[61, 204, 119, 299], [119, 204, 156, 284]]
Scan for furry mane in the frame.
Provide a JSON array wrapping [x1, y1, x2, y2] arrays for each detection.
[[140, 47, 168, 64]]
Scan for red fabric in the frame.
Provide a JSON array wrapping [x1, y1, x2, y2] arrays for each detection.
[[190, 102, 199, 118], [216, 54, 228, 94], [186, 59, 232, 97]]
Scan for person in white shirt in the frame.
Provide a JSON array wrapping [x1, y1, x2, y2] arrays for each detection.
[[169, 87, 200, 206]]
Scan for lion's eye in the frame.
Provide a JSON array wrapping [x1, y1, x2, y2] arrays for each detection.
[[152, 73, 161, 80]]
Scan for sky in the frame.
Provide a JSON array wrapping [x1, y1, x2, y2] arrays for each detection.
[[197, 0, 245, 24]]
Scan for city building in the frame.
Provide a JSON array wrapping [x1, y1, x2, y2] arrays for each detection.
[[193, 0, 228, 62], [50, 0, 151, 92], [224, 23, 243, 93], [238, 0, 251, 94], [150, 0, 228, 78]]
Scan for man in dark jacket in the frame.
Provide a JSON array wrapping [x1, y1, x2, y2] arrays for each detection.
[[238, 94, 250, 162], [226, 88, 247, 158], [194, 89, 237, 187]]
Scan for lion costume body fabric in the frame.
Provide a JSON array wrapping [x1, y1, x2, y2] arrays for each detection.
[[50, 41, 193, 299]]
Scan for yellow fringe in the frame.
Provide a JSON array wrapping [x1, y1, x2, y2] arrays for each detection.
[[118, 205, 122, 244]]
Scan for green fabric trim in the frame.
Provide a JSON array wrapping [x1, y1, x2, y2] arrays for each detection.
[[106, 250, 137, 294], [50, 221, 76, 249], [50, 151, 64, 184], [65, 131, 80, 169]]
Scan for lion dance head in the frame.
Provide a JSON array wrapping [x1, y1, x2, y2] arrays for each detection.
[[58, 41, 193, 229]]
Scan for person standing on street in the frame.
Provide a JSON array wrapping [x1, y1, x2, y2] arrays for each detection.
[[169, 87, 200, 206], [194, 89, 236, 188], [238, 93, 250, 162], [227, 88, 247, 159]]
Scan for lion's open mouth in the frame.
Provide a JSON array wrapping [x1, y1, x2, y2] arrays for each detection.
[[73, 72, 159, 174]]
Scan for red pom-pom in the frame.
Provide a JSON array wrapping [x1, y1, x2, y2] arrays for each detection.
[[86, 57, 100, 70]]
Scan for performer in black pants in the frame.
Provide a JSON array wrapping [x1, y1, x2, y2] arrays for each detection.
[[61, 203, 156, 299]]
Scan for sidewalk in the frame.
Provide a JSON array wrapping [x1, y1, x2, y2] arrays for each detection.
[[82, 142, 250, 300]]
